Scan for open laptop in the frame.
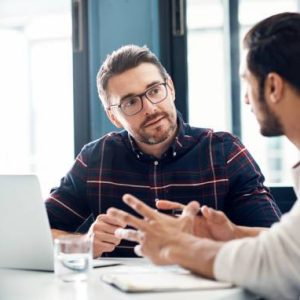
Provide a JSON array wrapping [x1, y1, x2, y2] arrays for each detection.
[[0, 175, 120, 271]]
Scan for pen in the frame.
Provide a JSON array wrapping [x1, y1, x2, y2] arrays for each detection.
[[172, 208, 203, 217], [157, 208, 202, 217]]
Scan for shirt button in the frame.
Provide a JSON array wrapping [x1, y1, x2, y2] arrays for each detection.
[[154, 161, 158, 166], [173, 152, 177, 157]]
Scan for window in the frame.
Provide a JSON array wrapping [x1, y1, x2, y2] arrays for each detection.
[[239, 0, 300, 184], [0, 0, 74, 197], [186, 0, 300, 185], [187, 0, 228, 132]]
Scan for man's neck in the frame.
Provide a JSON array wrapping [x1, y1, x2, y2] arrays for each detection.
[[282, 98, 300, 151]]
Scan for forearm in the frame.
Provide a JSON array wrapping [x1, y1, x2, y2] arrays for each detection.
[[234, 226, 268, 238], [167, 234, 224, 278]]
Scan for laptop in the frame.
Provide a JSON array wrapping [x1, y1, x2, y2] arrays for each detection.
[[0, 175, 120, 271]]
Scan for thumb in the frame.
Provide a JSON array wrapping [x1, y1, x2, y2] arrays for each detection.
[[181, 201, 200, 218], [201, 206, 227, 224]]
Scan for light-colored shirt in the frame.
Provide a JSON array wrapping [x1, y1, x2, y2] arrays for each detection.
[[214, 162, 300, 300]]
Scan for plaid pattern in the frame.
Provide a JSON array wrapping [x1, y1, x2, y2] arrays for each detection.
[[46, 116, 281, 256]]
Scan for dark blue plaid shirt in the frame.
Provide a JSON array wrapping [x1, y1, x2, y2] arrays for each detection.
[[46, 116, 281, 256]]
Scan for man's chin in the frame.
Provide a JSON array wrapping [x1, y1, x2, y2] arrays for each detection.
[[146, 133, 170, 145], [260, 127, 284, 137]]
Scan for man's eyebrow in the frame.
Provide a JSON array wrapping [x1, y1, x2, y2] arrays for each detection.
[[120, 80, 162, 102]]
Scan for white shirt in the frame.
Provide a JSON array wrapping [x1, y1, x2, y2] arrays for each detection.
[[214, 162, 300, 300]]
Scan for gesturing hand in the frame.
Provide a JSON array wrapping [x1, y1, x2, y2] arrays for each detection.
[[107, 194, 200, 264], [156, 200, 237, 241]]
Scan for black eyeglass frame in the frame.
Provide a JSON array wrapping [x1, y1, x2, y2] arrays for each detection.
[[107, 81, 168, 116]]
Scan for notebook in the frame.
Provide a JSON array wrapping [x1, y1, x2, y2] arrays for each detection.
[[0, 174, 121, 271], [101, 264, 233, 292]]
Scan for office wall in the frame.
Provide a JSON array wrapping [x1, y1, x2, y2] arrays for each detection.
[[88, 0, 160, 139]]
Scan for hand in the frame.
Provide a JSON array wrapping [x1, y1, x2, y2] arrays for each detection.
[[88, 214, 127, 258], [107, 194, 200, 265], [156, 200, 237, 241]]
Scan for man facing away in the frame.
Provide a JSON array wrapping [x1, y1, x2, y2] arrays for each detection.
[[46, 44, 281, 258], [108, 13, 300, 300]]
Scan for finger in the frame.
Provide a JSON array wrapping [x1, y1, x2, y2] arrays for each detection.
[[94, 231, 121, 245], [97, 214, 127, 228], [155, 200, 185, 210], [93, 220, 124, 234], [181, 201, 200, 218], [134, 244, 143, 257], [200, 206, 210, 219], [201, 206, 227, 223], [93, 240, 116, 255], [115, 228, 144, 243], [122, 194, 158, 220], [107, 207, 148, 231]]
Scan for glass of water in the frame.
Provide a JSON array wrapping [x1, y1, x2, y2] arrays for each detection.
[[54, 234, 93, 282]]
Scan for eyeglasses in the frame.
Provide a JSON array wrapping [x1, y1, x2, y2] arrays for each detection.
[[108, 82, 168, 116]]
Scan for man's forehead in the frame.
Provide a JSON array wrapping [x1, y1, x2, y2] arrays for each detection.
[[107, 63, 164, 99]]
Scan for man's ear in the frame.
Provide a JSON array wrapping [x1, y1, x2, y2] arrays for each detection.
[[105, 108, 123, 128], [265, 72, 284, 104], [166, 77, 176, 101]]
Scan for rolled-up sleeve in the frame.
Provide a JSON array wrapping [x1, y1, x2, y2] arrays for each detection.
[[214, 199, 300, 300]]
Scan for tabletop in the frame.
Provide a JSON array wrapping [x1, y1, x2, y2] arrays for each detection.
[[0, 258, 258, 300]]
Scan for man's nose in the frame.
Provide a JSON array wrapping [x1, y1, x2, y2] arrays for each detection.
[[142, 96, 158, 112]]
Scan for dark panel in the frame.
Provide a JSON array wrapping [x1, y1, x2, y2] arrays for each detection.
[[224, 0, 241, 138], [72, 0, 91, 156], [159, 0, 188, 122]]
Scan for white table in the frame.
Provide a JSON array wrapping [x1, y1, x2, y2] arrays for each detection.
[[0, 258, 258, 300]]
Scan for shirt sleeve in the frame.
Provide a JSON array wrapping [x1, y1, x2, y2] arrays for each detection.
[[214, 199, 300, 300], [45, 145, 91, 232], [224, 135, 281, 226]]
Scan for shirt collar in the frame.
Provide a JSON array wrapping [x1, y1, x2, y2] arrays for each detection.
[[123, 112, 190, 161]]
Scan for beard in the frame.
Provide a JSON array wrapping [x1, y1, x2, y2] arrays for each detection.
[[133, 110, 177, 145], [258, 96, 284, 137]]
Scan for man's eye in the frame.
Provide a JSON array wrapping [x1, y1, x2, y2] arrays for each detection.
[[123, 97, 139, 107], [148, 87, 160, 96]]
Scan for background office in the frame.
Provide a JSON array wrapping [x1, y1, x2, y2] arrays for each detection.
[[0, 0, 299, 208]]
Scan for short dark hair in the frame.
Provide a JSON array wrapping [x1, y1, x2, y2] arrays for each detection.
[[97, 44, 169, 106], [243, 12, 300, 97]]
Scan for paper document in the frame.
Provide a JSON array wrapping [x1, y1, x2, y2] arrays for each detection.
[[101, 265, 232, 292]]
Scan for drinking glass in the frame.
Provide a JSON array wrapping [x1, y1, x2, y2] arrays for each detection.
[[54, 234, 93, 282]]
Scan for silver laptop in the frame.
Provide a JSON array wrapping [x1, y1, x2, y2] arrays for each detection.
[[0, 174, 121, 271], [0, 175, 54, 271]]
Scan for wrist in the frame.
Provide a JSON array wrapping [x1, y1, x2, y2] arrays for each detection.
[[167, 234, 221, 279], [233, 225, 244, 239], [234, 225, 264, 238]]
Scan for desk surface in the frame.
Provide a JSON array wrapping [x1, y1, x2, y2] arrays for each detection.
[[0, 258, 257, 300]]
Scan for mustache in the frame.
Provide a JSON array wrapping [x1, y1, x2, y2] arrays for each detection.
[[141, 112, 169, 127]]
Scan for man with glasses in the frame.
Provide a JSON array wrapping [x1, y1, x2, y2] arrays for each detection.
[[46, 45, 281, 258]]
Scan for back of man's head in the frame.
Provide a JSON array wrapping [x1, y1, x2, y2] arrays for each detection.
[[97, 45, 168, 106], [244, 12, 300, 95]]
